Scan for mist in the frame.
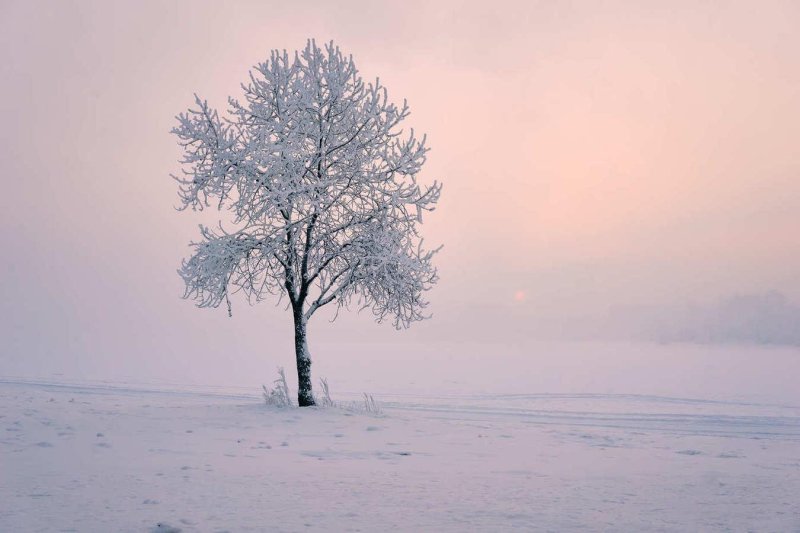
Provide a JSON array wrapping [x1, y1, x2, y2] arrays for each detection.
[[2, 0, 800, 385]]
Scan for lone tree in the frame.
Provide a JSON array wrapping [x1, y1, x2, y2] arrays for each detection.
[[171, 40, 441, 406]]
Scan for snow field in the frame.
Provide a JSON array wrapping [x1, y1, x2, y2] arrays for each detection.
[[2, 375, 799, 532]]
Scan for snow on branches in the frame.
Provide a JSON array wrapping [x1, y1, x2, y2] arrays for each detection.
[[172, 40, 441, 329]]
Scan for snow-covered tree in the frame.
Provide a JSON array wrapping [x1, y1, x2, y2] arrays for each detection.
[[171, 40, 441, 406]]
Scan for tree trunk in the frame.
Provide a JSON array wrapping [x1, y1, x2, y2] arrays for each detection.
[[293, 305, 315, 406]]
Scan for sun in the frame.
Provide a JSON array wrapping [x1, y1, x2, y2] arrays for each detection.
[[513, 290, 526, 302]]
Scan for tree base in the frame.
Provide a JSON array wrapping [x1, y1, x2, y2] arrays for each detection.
[[298, 396, 316, 407]]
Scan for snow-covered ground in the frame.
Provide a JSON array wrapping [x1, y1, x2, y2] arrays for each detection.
[[2, 342, 800, 531]]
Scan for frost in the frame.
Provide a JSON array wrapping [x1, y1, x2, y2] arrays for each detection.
[[171, 40, 441, 405], [171, 39, 441, 329], [262, 367, 293, 407]]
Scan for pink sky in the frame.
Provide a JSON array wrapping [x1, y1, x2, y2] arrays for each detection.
[[1, 1, 799, 381]]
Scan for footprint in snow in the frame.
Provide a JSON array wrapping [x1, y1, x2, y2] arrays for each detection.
[[718, 452, 742, 459], [151, 523, 181, 533], [676, 449, 703, 456]]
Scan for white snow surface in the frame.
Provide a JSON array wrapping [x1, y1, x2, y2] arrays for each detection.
[[2, 342, 800, 531]]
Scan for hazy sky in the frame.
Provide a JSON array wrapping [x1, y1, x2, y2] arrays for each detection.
[[2, 1, 799, 382]]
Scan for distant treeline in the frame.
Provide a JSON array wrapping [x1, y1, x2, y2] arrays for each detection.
[[613, 291, 800, 346]]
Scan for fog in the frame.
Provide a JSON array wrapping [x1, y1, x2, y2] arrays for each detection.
[[2, 1, 799, 384]]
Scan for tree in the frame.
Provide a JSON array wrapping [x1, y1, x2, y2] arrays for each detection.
[[171, 40, 442, 406]]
